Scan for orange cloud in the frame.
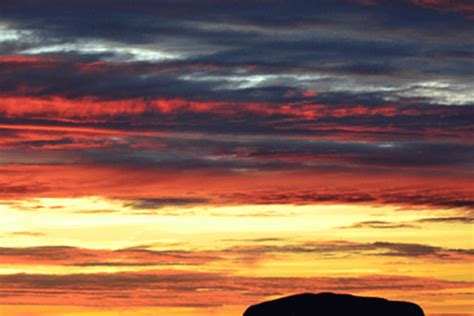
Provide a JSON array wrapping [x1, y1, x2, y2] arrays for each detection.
[[0, 271, 470, 308], [0, 246, 218, 267], [0, 163, 472, 210], [2, 240, 471, 268]]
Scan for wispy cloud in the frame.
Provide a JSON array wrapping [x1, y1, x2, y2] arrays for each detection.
[[0, 271, 470, 307]]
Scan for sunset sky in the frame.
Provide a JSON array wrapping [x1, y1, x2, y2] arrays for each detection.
[[0, 1, 473, 315]]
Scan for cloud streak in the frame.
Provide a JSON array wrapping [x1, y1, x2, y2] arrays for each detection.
[[2, 239, 472, 268], [0, 271, 470, 307]]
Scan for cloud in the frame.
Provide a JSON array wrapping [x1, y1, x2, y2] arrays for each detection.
[[224, 240, 474, 261], [2, 239, 471, 270], [0, 231, 47, 239], [341, 221, 419, 229], [411, 0, 474, 18], [0, 270, 470, 307], [1, 162, 472, 211], [0, 0, 473, 107], [1, 118, 473, 175], [123, 198, 209, 210], [219, 189, 474, 211], [0, 246, 219, 267], [0, 182, 51, 197], [417, 216, 474, 224], [5, 231, 46, 237], [340, 216, 474, 230]]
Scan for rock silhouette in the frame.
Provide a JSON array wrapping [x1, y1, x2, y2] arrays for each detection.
[[243, 292, 424, 316]]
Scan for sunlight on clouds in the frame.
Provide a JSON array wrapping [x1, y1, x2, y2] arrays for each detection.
[[0, 23, 32, 42], [179, 73, 328, 90], [1, 197, 472, 250], [1, 197, 473, 313], [398, 81, 474, 105], [1, 0, 473, 315], [22, 41, 183, 62]]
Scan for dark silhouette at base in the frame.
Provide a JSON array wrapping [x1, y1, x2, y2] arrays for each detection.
[[243, 292, 424, 316]]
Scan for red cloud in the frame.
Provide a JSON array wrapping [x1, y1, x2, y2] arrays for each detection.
[[412, 0, 474, 18], [1, 96, 468, 143], [0, 163, 472, 210]]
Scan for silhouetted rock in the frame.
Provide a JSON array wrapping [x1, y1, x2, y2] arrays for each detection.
[[243, 292, 424, 316]]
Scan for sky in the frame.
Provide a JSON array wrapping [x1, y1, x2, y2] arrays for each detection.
[[0, 0, 473, 315]]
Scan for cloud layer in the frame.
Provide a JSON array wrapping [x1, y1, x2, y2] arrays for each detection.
[[1, 2, 473, 316]]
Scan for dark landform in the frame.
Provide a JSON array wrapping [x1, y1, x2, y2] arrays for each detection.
[[243, 292, 424, 316]]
